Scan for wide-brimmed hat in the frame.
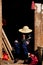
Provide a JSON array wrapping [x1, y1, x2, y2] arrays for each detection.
[[18, 26, 32, 33]]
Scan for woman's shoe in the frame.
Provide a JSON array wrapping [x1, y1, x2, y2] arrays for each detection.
[[23, 59, 28, 64], [14, 59, 18, 63]]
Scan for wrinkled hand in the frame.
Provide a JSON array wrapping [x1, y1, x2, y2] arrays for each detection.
[[26, 41, 30, 44], [14, 40, 18, 43]]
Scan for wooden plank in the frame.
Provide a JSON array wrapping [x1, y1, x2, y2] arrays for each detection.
[[0, 0, 2, 58]]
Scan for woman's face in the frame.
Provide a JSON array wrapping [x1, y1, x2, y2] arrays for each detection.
[[22, 34, 26, 40], [22, 34, 31, 40]]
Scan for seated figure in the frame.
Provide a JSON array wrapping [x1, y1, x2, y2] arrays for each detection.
[[14, 26, 32, 63]]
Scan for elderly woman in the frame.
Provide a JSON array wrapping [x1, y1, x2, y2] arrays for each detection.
[[14, 26, 32, 63]]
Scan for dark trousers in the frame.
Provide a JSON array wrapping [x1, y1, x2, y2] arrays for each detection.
[[14, 41, 28, 59]]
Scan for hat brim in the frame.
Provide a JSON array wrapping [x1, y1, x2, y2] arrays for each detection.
[[19, 29, 32, 33]]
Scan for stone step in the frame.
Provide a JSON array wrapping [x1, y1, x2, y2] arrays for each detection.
[[0, 59, 28, 65], [1, 62, 28, 65]]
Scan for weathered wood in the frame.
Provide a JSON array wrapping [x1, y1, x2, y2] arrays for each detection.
[[34, 3, 43, 50], [0, 0, 2, 58]]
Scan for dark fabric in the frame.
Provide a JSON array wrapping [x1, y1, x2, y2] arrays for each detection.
[[14, 39, 29, 59], [14, 42, 20, 59], [14, 42, 20, 54], [21, 40, 28, 59], [28, 57, 32, 64]]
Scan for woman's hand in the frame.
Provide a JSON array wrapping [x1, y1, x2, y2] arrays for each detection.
[[14, 40, 18, 43], [26, 41, 30, 44]]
